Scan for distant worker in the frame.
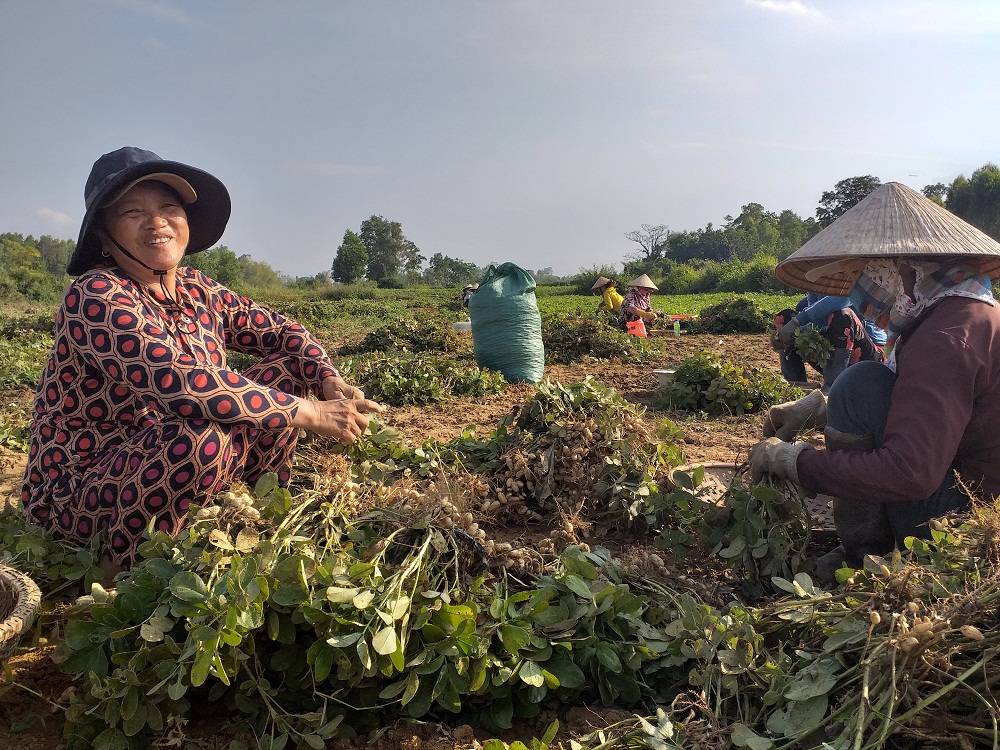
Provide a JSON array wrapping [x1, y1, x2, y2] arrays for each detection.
[[770, 293, 886, 393], [616, 274, 664, 329], [461, 283, 479, 307], [591, 276, 623, 315]]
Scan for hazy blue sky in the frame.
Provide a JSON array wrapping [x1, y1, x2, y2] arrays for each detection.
[[3, 0, 999, 279]]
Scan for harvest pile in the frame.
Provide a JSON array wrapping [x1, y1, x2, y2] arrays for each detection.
[[475, 379, 682, 533], [2, 369, 996, 750], [690, 297, 772, 334]]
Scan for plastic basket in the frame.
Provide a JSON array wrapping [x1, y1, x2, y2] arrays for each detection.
[[626, 319, 647, 338], [0, 566, 41, 662]]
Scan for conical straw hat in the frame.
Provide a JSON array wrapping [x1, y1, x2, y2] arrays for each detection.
[[776, 182, 1000, 295], [628, 274, 658, 290], [590, 276, 612, 290]]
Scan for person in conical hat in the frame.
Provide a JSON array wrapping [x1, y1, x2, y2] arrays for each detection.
[[629, 273, 658, 290], [461, 282, 479, 306], [590, 275, 612, 291], [747, 182, 1000, 584], [591, 276, 624, 315], [616, 273, 663, 328]]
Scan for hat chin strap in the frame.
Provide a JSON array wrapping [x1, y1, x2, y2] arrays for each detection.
[[108, 235, 181, 310]]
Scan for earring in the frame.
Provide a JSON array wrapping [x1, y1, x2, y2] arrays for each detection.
[[102, 248, 111, 258]]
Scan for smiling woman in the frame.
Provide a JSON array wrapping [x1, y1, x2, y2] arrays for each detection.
[[21, 147, 383, 581], [101, 181, 191, 292]]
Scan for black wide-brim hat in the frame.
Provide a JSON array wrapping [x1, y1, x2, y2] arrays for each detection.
[[68, 146, 231, 276]]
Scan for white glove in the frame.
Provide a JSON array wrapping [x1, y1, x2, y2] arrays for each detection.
[[763, 389, 827, 441], [749, 438, 814, 483]]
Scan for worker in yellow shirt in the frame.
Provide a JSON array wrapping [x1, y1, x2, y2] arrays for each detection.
[[592, 276, 624, 315]]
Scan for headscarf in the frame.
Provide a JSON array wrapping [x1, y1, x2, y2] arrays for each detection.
[[848, 258, 994, 370], [624, 287, 651, 309], [617, 287, 652, 324]]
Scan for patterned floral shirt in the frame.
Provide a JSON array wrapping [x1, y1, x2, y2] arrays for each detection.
[[22, 265, 338, 504], [616, 288, 652, 324]]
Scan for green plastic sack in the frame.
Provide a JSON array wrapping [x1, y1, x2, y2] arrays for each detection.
[[468, 263, 544, 384]]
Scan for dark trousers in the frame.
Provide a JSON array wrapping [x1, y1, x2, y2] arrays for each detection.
[[825, 361, 970, 559]]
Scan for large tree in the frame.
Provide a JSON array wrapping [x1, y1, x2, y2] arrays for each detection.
[[238, 254, 283, 288], [624, 224, 669, 262], [922, 182, 948, 206], [945, 163, 1000, 241], [723, 203, 781, 261], [0, 234, 62, 300], [186, 246, 241, 287], [777, 210, 818, 259], [398, 238, 426, 284], [331, 229, 368, 283], [815, 175, 881, 227], [359, 215, 407, 282], [423, 252, 480, 287], [34, 235, 74, 276]]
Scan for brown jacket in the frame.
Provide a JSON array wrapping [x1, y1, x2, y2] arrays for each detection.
[[797, 296, 1000, 503]]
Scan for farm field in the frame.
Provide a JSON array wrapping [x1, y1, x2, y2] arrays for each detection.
[[0, 287, 994, 750]]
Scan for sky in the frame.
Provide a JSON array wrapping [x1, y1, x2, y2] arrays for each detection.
[[2, 0, 1000, 280]]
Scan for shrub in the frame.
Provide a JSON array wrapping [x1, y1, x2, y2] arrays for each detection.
[[691, 296, 772, 334], [337, 317, 462, 356], [336, 353, 506, 405], [653, 350, 801, 415], [541, 313, 659, 364], [570, 265, 622, 295], [322, 282, 379, 301]]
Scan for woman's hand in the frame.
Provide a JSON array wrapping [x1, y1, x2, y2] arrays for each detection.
[[322, 375, 365, 401], [294, 395, 384, 444]]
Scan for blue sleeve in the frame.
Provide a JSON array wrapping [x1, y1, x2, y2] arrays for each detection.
[[795, 295, 850, 327], [864, 320, 888, 346]]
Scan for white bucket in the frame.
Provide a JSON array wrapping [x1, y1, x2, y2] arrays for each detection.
[[452, 321, 472, 333], [653, 368, 676, 387]]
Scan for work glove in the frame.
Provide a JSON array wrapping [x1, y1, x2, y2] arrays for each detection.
[[768, 327, 785, 352], [749, 438, 814, 484], [763, 389, 827, 441], [777, 316, 801, 345]]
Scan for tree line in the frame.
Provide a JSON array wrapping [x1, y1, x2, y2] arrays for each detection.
[[330, 215, 482, 289], [3, 164, 1000, 303]]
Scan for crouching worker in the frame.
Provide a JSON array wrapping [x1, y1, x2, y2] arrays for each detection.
[[591, 276, 624, 316], [615, 274, 664, 331], [770, 293, 886, 393], [748, 183, 1000, 585], [21, 147, 383, 579]]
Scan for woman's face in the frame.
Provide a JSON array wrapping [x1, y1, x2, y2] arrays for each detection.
[[102, 181, 189, 281]]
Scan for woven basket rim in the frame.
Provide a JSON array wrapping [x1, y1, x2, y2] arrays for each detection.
[[675, 461, 740, 473], [0, 566, 41, 660]]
